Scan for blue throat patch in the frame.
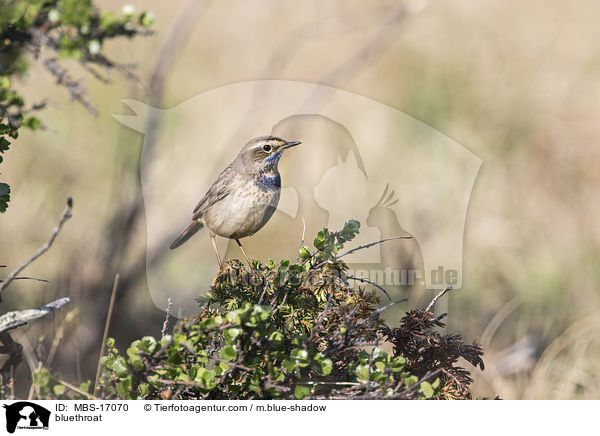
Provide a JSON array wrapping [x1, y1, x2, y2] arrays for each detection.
[[256, 172, 281, 190]]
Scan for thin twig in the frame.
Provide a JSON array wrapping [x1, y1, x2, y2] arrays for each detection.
[[365, 339, 380, 397], [425, 286, 453, 312], [346, 275, 391, 301], [0, 198, 73, 297], [94, 274, 120, 395], [390, 369, 442, 400], [310, 294, 334, 340], [0, 276, 49, 283], [359, 298, 408, 327], [298, 213, 306, 253], [336, 236, 413, 261], [52, 377, 99, 400], [27, 361, 43, 400], [154, 378, 205, 388], [214, 357, 251, 372], [161, 298, 172, 340], [313, 236, 412, 269]]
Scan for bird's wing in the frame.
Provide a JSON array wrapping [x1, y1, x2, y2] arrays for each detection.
[[191, 165, 233, 220]]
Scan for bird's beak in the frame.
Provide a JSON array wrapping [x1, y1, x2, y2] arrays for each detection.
[[282, 140, 301, 150]]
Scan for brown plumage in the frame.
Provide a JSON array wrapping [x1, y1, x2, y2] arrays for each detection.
[[170, 136, 300, 267]]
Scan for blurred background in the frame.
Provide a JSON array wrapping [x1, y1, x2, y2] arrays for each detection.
[[2, 0, 600, 399]]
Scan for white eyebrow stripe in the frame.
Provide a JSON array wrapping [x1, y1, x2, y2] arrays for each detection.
[[250, 140, 284, 150]]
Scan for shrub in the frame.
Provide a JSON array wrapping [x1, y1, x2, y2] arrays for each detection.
[[34, 220, 485, 399]]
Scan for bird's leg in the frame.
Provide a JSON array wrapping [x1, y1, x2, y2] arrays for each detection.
[[235, 239, 253, 268], [210, 232, 222, 269]]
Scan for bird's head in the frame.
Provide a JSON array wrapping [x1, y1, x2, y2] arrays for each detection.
[[239, 136, 301, 172]]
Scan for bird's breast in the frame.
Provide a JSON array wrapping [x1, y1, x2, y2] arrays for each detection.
[[256, 172, 281, 190], [202, 177, 281, 239]]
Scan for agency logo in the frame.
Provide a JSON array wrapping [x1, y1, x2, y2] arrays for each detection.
[[2, 402, 50, 433], [115, 80, 482, 317]]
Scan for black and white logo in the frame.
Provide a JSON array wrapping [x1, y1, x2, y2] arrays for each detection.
[[3, 402, 50, 433]]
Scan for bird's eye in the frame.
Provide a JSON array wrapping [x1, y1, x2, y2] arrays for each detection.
[[262, 144, 272, 153]]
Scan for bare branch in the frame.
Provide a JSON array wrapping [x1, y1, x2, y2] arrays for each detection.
[[425, 286, 453, 312], [36, 55, 99, 116], [0, 297, 71, 334], [0, 198, 73, 298], [313, 235, 412, 269], [346, 275, 392, 301], [1, 277, 48, 283], [359, 298, 408, 327], [161, 298, 173, 340], [52, 377, 99, 400]]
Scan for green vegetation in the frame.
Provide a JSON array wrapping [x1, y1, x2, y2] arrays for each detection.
[[31, 221, 484, 400]]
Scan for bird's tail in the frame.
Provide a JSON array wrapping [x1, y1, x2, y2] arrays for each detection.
[[170, 220, 204, 249]]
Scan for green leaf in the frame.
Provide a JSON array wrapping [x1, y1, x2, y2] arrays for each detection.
[[403, 374, 418, 386], [371, 347, 388, 361], [354, 364, 370, 381], [340, 219, 360, 241], [136, 336, 157, 353], [138, 11, 155, 27], [290, 348, 310, 368], [33, 369, 50, 387], [391, 356, 406, 368], [282, 359, 296, 372], [224, 327, 242, 343], [420, 381, 434, 398], [113, 356, 130, 377], [251, 305, 271, 322], [100, 356, 115, 370], [53, 384, 66, 396], [269, 331, 283, 343], [138, 383, 150, 396], [79, 381, 91, 393], [313, 230, 327, 250], [219, 345, 237, 362], [116, 376, 133, 397], [227, 311, 242, 325], [23, 116, 40, 130], [294, 385, 310, 400], [201, 370, 217, 390], [299, 245, 311, 260], [313, 355, 333, 376]]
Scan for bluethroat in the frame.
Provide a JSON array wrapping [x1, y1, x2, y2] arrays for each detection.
[[170, 136, 301, 268]]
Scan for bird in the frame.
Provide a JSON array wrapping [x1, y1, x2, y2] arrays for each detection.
[[170, 135, 301, 268]]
